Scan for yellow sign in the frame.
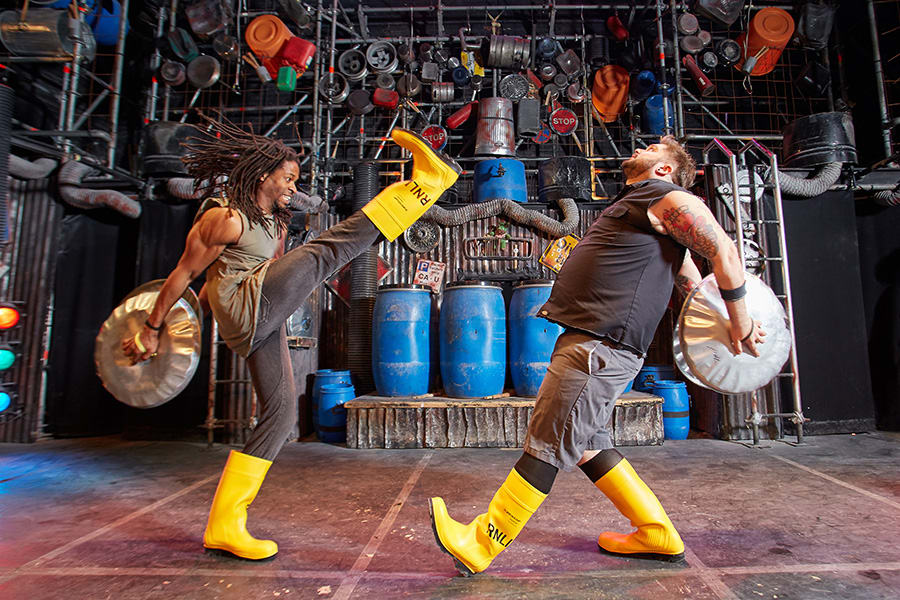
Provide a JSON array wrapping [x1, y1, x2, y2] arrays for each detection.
[[539, 234, 581, 273]]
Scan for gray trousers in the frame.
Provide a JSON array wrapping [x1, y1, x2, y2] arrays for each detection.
[[241, 211, 380, 460]]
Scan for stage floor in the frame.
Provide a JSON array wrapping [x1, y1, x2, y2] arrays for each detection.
[[1, 433, 898, 599]]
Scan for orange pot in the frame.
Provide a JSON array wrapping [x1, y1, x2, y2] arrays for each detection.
[[591, 65, 629, 123], [245, 14, 291, 61], [735, 7, 795, 76]]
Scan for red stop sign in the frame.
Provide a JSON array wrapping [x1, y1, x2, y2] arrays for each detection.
[[421, 125, 448, 151], [549, 108, 578, 136]]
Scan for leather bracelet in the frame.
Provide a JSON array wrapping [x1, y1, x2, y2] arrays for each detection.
[[740, 322, 755, 343], [719, 282, 747, 302], [145, 319, 164, 331]]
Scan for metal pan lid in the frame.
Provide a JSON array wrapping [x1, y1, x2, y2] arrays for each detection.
[[675, 272, 792, 394]]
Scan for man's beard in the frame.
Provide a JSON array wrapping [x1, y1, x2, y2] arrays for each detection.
[[622, 155, 656, 180]]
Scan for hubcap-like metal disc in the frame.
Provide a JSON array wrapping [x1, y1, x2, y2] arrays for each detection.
[[95, 280, 203, 408], [675, 272, 792, 394]]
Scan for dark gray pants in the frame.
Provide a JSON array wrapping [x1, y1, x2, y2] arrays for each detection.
[[241, 212, 380, 460]]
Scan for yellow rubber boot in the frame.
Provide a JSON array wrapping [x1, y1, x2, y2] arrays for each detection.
[[594, 458, 684, 561], [203, 450, 279, 560], [362, 128, 462, 241], [429, 469, 547, 575]]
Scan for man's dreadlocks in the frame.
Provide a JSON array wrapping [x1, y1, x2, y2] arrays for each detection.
[[181, 111, 298, 237]]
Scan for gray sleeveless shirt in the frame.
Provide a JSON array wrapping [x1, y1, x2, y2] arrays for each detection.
[[206, 207, 280, 357], [539, 178, 688, 356]]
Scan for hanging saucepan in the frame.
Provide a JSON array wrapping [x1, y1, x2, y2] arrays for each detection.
[[159, 60, 186, 86], [187, 54, 221, 88]]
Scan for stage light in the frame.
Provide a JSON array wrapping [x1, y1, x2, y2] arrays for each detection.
[[0, 304, 20, 330], [0, 389, 10, 413], [0, 345, 14, 370]]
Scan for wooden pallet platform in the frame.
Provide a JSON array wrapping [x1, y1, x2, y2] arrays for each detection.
[[345, 391, 663, 449]]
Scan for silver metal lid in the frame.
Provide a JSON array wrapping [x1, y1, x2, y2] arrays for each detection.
[[675, 272, 792, 394], [95, 280, 203, 409]]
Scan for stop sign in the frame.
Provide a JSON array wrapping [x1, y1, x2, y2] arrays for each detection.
[[549, 108, 578, 136], [421, 125, 448, 151]]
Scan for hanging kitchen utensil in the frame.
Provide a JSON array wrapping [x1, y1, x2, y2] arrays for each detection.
[[159, 60, 186, 86], [347, 89, 374, 115], [212, 32, 238, 61], [167, 27, 199, 62]]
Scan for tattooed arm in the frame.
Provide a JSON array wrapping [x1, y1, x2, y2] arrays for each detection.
[[649, 190, 764, 356], [675, 251, 702, 300]]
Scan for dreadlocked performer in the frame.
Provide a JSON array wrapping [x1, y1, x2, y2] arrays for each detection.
[[429, 137, 766, 575], [122, 116, 461, 560]]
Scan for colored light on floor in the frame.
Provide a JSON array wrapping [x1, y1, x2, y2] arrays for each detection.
[[0, 392, 10, 412], [0, 348, 14, 370], [0, 306, 19, 329]]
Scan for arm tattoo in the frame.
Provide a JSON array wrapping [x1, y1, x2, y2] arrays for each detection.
[[675, 274, 695, 298], [661, 204, 720, 259]]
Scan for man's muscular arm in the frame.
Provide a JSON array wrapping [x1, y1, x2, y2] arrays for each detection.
[[122, 208, 241, 363], [650, 190, 765, 356], [675, 251, 702, 300]]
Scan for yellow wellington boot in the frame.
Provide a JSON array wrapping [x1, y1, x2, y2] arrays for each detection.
[[594, 458, 685, 562], [203, 450, 279, 560], [362, 128, 462, 241], [429, 469, 546, 576]]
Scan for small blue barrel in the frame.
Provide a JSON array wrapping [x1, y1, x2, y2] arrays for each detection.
[[317, 382, 355, 443], [508, 280, 563, 396], [651, 380, 690, 440], [634, 364, 678, 392], [473, 158, 527, 204], [372, 284, 432, 396], [644, 94, 674, 135], [312, 369, 351, 429], [440, 281, 506, 398]]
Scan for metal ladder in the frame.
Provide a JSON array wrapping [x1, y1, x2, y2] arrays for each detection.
[[203, 319, 257, 447], [703, 139, 806, 444]]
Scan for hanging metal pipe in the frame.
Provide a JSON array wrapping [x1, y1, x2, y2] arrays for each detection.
[[264, 94, 310, 136], [162, 0, 179, 121], [63, 9, 85, 154], [107, 0, 129, 168], [310, 0, 324, 195], [866, 0, 893, 158], [681, 87, 734, 135], [147, 6, 166, 121], [669, 0, 684, 138], [72, 89, 110, 130], [654, 0, 671, 136]]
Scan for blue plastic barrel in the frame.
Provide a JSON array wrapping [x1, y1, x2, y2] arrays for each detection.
[[440, 281, 506, 398], [372, 284, 432, 396], [508, 281, 563, 396], [634, 364, 678, 392], [473, 158, 527, 203], [644, 94, 674, 135], [89, 0, 129, 46], [317, 383, 355, 443], [651, 380, 690, 440], [312, 369, 350, 430]]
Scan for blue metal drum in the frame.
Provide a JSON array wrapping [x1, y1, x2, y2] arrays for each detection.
[[634, 364, 678, 392], [508, 280, 563, 396], [651, 380, 690, 440], [473, 158, 527, 204], [440, 281, 506, 398], [317, 382, 355, 443], [313, 369, 351, 429], [372, 284, 432, 397]]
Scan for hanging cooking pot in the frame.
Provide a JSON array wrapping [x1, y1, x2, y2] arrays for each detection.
[[187, 54, 221, 88], [159, 60, 186, 86]]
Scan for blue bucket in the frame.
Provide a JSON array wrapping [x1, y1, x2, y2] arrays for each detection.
[[634, 364, 678, 392], [372, 284, 432, 396], [631, 69, 658, 102], [474, 159, 527, 203], [508, 281, 562, 396], [651, 380, 690, 440], [644, 94, 674, 135], [312, 369, 350, 430], [317, 382, 355, 443], [440, 281, 506, 398], [88, 0, 129, 46]]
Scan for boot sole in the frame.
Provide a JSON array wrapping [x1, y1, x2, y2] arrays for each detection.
[[597, 543, 686, 563], [204, 546, 278, 562], [428, 499, 476, 577]]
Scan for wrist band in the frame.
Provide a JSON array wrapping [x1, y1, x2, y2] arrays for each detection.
[[145, 319, 164, 331], [134, 331, 147, 353], [740, 322, 755, 343], [719, 282, 747, 302]]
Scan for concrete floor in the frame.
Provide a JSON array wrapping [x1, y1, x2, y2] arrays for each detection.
[[0, 433, 898, 600]]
